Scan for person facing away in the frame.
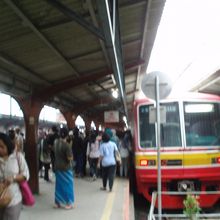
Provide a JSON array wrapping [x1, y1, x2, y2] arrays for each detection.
[[47, 126, 59, 172], [99, 132, 118, 192], [119, 132, 129, 177], [38, 132, 51, 182], [86, 131, 100, 180], [72, 127, 84, 177], [8, 129, 16, 147], [53, 127, 74, 210], [15, 127, 24, 153], [0, 132, 30, 220]]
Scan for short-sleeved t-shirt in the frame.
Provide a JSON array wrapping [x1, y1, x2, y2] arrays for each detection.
[[99, 141, 117, 167], [53, 139, 72, 171]]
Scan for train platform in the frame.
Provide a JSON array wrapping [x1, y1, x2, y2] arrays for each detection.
[[20, 175, 134, 220]]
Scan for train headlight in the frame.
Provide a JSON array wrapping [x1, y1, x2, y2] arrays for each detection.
[[140, 159, 148, 166], [140, 159, 156, 166]]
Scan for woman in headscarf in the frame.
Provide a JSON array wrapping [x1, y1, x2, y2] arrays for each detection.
[[99, 132, 119, 192]]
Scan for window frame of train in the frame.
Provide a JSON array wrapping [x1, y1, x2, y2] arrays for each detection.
[[183, 101, 220, 147], [138, 101, 182, 148], [138, 100, 220, 149]]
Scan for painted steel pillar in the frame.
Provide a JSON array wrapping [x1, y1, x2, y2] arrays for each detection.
[[17, 97, 43, 194], [62, 111, 76, 129]]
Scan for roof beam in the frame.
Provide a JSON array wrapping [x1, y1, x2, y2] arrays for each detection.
[[46, 0, 105, 41], [73, 96, 117, 114], [3, 0, 79, 77], [96, 0, 128, 117], [0, 52, 50, 85], [33, 59, 144, 101], [191, 70, 220, 92], [33, 70, 109, 101]]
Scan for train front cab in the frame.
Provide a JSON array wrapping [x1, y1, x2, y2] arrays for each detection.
[[134, 94, 220, 209]]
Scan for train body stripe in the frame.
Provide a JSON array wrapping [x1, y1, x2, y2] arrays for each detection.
[[135, 164, 220, 170], [135, 151, 220, 166]]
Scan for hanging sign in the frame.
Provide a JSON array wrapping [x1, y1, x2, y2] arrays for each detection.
[[104, 111, 119, 123]]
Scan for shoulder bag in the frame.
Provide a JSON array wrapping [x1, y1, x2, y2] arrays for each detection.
[[114, 149, 121, 165], [0, 164, 12, 208], [16, 153, 35, 206]]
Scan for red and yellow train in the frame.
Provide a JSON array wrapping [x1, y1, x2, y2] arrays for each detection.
[[133, 92, 220, 209]]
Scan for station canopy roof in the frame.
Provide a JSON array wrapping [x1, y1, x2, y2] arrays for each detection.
[[0, 0, 167, 124], [2, 0, 219, 127]]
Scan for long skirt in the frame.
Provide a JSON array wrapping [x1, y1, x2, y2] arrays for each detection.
[[55, 169, 74, 206]]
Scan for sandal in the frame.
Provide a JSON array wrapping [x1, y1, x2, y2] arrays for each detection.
[[53, 203, 61, 209], [64, 205, 73, 210]]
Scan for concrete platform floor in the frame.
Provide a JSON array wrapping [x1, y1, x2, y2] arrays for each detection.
[[20, 175, 134, 220]]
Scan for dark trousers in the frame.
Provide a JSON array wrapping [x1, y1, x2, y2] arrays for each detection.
[[89, 158, 99, 177], [75, 153, 84, 176], [102, 165, 116, 190], [39, 161, 50, 181]]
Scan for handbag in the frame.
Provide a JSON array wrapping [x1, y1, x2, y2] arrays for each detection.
[[0, 183, 11, 208], [16, 153, 35, 206], [114, 150, 121, 165], [19, 181, 35, 206], [0, 164, 12, 208]]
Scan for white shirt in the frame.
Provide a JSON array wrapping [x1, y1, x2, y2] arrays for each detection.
[[119, 141, 129, 158], [86, 140, 100, 158], [16, 134, 24, 152], [0, 152, 30, 207]]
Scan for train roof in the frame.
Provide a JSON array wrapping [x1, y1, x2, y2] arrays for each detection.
[[134, 92, 220, 106]]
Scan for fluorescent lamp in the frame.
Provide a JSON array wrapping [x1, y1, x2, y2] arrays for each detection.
[[112, 89, 118, 99]]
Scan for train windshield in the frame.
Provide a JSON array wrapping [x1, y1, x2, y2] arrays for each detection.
[[139, 102, 181, 148], [184, 102, 220, 146]]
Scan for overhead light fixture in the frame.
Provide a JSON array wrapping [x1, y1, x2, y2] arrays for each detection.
[[123, 116, 128, 128], [112, 88, 118, 99]]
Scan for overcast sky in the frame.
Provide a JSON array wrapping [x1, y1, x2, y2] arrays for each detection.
[[147, 0, 220, 94]]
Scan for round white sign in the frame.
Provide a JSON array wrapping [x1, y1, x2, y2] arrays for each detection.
[[141, 71, 172, 100]]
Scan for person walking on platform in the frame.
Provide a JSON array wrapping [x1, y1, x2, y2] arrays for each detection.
[[53, 127, 74, 210], [87, 131, 100, 180], [99, 132, 118, 192], [72, 127, 84, 177], [0, 132, 30, 220]]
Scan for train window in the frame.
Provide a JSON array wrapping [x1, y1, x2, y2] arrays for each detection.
[[160, 102, 181, 147], [139, 104, 156, 148], [138, 102, 181, 148], [184, 102, 220, 146]]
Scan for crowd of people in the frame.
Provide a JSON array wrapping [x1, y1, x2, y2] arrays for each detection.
[[0, 125, 132, 219]]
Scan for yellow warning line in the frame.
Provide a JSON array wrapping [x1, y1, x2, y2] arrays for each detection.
[[100, 179, 118, 220]]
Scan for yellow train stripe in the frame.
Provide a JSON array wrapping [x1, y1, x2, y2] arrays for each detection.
[[135, 152, 220, 166]]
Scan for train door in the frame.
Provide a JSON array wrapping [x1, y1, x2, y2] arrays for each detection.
[[159, 101, 184, 184]]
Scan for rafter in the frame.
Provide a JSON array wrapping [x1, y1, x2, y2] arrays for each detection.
[[33, 59, 144, 101], [46, 0, 104, 41]]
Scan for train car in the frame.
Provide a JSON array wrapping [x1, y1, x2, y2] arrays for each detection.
[[133, 92, 220, 209]]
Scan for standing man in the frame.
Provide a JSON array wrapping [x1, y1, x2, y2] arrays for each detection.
[[48, 126, 59, 172]]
